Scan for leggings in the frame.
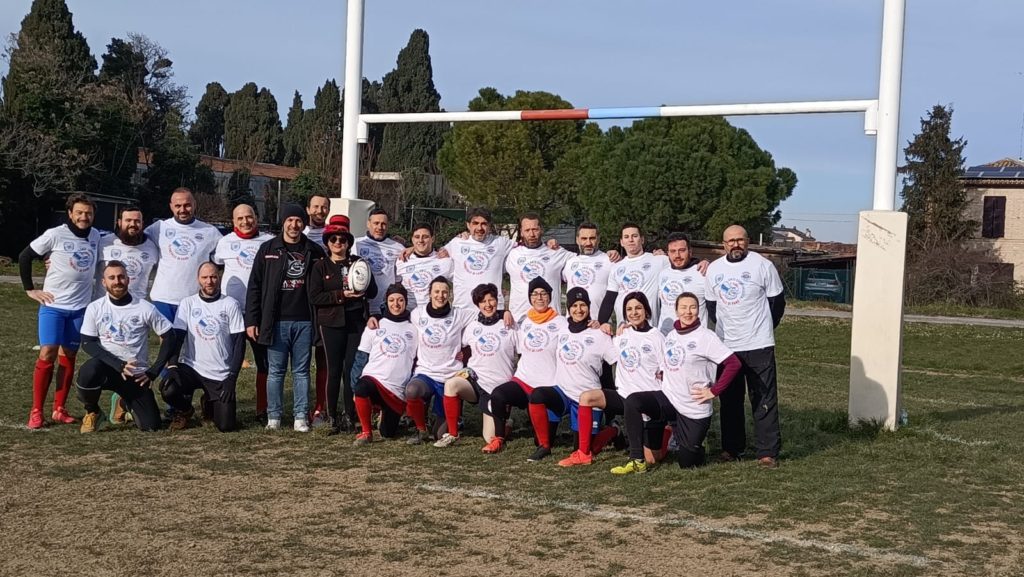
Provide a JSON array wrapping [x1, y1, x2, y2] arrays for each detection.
[[161, 364, 237, 432], [489, 380, 530, 439], [352, 377, 402, 438], [625, 391, 710, 468], [76, 358, 161, 431], [318, 324, 363, 419]]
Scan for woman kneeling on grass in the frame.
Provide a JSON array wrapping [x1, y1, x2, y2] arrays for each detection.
[[352, 284, 417, 446], [485, 277, 564, 455], [611, 292, 741, 474], [526, 287, 616, 463], [559, 291, 666, 467], [434, 283, 517, 448]]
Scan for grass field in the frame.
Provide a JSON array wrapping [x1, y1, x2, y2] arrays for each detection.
[[1, 283, 1022, 577]]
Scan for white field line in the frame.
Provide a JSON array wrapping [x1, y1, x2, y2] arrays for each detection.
[[418, 483, 933, 568], [916, 428, 994, 447], [0, 419, 49, 431]]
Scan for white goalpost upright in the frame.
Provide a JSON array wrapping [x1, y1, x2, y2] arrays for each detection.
[[338, 0, 909, 429]]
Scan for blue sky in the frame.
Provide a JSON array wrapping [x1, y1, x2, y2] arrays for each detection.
[[3, 0, 1021, 242]]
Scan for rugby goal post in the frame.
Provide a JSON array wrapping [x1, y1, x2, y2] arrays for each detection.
[[338, 0, 909, 429]]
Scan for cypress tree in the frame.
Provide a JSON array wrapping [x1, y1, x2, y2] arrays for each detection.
[[190, 82, 229, 157], [281, 90, 306, 167]]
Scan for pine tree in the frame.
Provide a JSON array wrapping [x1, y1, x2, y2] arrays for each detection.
[[375, 29, 447, 173], [223, 83, 284, 164], [281, 90, 306, 167], [190, 82, 229, 157], [899, 104, 973, 252]]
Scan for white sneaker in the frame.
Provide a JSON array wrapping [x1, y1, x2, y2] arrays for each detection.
[[265, 419, 281, 430], [293, 418, 310, 433], [433, 432, 460, 448]]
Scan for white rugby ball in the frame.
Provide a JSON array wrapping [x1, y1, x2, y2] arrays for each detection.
[[348, 259, 372, 293]]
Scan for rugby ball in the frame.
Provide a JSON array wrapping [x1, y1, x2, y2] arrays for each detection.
[[348, 259, 372, 293]]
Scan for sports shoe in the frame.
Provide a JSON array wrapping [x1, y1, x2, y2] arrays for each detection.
[[169, 407, 194, 431], [51, 407, 77, 424], [80, 411, 102, 434], [558, 450, 593, 467], [353, 432, 372, 446], [310, 411, 326, 428], [27, 409, 45, 430], [527, 446, 551, 463], [758, 456, 779, 469], [109, 394, 127, 424], [406, 429, 431, 445], [293, 418, 310, 433], [265, 418, 281, 430], [481, 437, 505, 454], [717, 451, 739, 463], [610, 459, 648, 475], [433, 433, 460, 448]]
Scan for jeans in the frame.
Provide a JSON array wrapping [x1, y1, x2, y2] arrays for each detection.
[[266, 320, 313, 421]]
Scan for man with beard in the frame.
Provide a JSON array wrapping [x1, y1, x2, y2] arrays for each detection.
[[214, 203, 274, 421], [94, 206, 159, 302], [162, 263, 246, 432], [563, 222, 618, 329], [504, 213, 572, 320], [705, 224, 786, 468], [303, 194, 330, 247], [145, 187, 223, 323], [656, 232, 708, 334], [443, 207, 516, 311], [76, 261, 176, 432], [394, 223, 454, 311], [20, 193, 102, 429]]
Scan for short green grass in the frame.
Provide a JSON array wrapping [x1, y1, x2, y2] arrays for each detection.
[[1, 284, 1022, 576]]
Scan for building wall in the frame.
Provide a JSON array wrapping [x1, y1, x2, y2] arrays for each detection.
[[964, 185, 1024, 282]]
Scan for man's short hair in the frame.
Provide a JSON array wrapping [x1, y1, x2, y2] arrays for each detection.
[[104, 260, 127, 274], [117, 205, 142, 220], [466, 207, 492, 223], [171, 187, 193, 197], [621, 222, 643, 236], [519, 212, 542, 227], [66, 193, 95, 212], [368, 207, 389, 220], [307, 194, 329, 207], [576, 222, 598, 235], [411, 223, 434, 236], [665, 232, 691, 248]]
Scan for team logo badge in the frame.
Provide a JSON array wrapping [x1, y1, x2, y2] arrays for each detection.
[[558, 338, 585, 363], [110, 249, 122, 259], [572, 267, 595, 287], [422, 323, 448, 346], [718, 278, 744, 305], [380, 333, 408, 357], [238, 248, 256, 267], [664, 345, 686, 368], [524, 329, 550, 350], [465, 252, 489, 273], [230, 242, 241, 252], [197, 316, 221, 339], [63, 241, 75, 252], [69, 248, 94, 272], [170, 237, 197, 259], [620, 270, 643, 291], [741, 271, 752, 281], [519, 260, 544, 281], [661, 280, 686, 304], [619, 346, 641, 370], [476, 332, 500, 353], [687, 341, 698, 350]]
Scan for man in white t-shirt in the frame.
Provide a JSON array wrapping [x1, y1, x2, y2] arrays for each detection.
[[302, 194, 330, 247], [705, 224, 786, 468], [94, 206, 159, 302], [563, 222, 617, 328], [505, 213, 572, 320], [19, 193, 102, 429], [444, 207, 515, 310], [76, 261, 176, 433], [161, 263, 246, 432], [395, 222, 454, 310], [355, 208, 405, 316], [610, 223, 670, 328], [657, 232, 708, 333], [213, 203, 274, 420], [145, 187, 223, 323]]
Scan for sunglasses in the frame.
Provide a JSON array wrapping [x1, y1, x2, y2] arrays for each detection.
[[326, 236, 348, 244]]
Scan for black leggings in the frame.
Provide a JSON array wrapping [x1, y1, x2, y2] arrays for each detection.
[[76, 358, 161, 431], [489, 381, 529, 439], [352, 376, 402, 438], [160, 364, 237, 432], [319, 323, 363, 419], [625, 391, 710, 468]]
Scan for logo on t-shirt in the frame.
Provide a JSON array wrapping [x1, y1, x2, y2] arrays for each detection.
[[664, 344, 686, 369], [195, 316, 222, 340], [69, 247, 94, 272], [379, 332, 409, 357], [475, 332, 501, 354], [571, 266, 595, 287], [519, 260, 544, 281], [523, 328, 551, 351], [464, 251, 490, 273], [619, 345, 642, 371], [661, 279, 686, 304], [238, 248, 257, 268], [123, 257, 143, 278], [420, 321, 448, 347], [715, 274, 744, 305], [169, 236, 197, 260], [558, 336, 585, 364], [618, 269, 644, 291]]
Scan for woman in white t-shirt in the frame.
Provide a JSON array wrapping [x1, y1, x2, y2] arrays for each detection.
[[351, 284, 418, 446], [558, 291, 665, 468], [526, 287, 616, 463], [433, 283, 517, 449], [611, 292, 742, 474]]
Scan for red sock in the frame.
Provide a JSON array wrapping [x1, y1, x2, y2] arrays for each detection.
[[661, 426, 674, 458], [314, 364, 327, 414], [443, 395, 462, 437], [578, 405, 594, 454], [32, 359, 55, 413], [255, 372, 268, 414], [528, 403, 551, 448], [407, 397, 427, 431], [354, 396, 373, 435], [592, 425, 619, 455], [53, 354, 75, 410]]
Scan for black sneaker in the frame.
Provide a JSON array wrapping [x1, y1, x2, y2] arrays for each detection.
[[527, 446, 551, 462]]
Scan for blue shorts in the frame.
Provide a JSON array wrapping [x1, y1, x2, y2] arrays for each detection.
[[153, 301, 178, 323], [38, 306, 86, 349], [411, 374, 445, 417], [551, 386, 597, 434]]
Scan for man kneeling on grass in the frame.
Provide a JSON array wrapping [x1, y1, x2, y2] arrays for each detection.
[[76, 261, 175, 432], [161, 263, 246, 432]]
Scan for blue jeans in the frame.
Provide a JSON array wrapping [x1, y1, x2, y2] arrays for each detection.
[[266, 321, 313, 421]]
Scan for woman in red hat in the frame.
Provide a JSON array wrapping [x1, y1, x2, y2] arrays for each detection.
[[307, 214, 377, 434]]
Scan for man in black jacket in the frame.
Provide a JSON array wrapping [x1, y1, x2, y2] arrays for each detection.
[[245, 204, 326, 432]]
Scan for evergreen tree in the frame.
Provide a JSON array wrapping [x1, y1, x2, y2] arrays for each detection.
[[190, 82, 229, 157], [139, 108, 214, 219], [899, 104, 973, 252], [223, 83, 283, 164], [299, 80, 341, 187], [375, 29, 447, 172], [281, 90, 306, 167], [226, 169, 254, 209]]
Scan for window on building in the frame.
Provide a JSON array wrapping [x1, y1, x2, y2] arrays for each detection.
[[982, 196, 1006, 239]]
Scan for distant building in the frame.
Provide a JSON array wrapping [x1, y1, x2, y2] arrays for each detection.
[[772, 225, 816, 246], [961, 158, 1024, 283]]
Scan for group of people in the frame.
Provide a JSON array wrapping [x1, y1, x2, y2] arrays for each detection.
[[20, 188, 786, 472]]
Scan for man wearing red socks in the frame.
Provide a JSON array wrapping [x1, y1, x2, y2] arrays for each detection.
[[19, 193, 101, 429]]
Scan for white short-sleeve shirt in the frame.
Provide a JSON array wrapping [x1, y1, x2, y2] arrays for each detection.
[[563, 251, 613, 322], [354, 235, 405, 314], [358, 319, 418, 400], [81, 296, 172, 374], [94, 234, 160, 302], [462, 319, 517, 393], [410, 306, 476, 382], [553, 326, 616, 403], [513, 314, 567, 388], [611, 327, 665, 399], [146, 219, 223, 305], [657, 264, 707, 334], [444, 234, 515, 310], [173, 294, 246, 381], [395, 252, 454, 311], [661, 326, 734, 419], [214, 232, 274, 306], [704, 251, 784, 351], [611, 253, 669, 325], [29, 225, 101, 310], [505, 245, 572, 320]]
